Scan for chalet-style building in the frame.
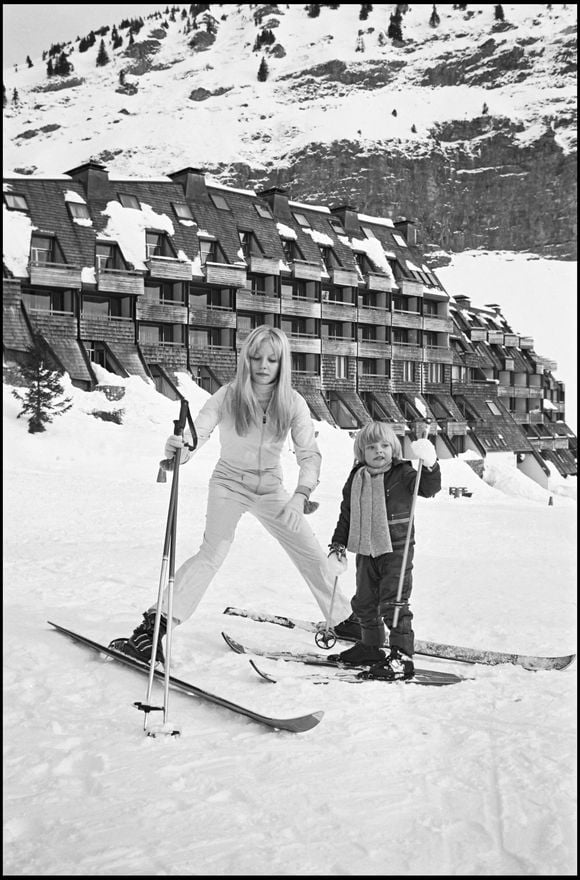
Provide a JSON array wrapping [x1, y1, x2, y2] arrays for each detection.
[[3, 162, 576, 486]]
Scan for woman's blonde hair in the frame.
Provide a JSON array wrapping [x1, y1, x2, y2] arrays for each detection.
[[226, 326, 294, 440], [353, 421, 402, 463]]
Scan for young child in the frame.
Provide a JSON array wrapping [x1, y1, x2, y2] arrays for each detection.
[[326, 421, 441, 679], [113, 326, 351, 664]]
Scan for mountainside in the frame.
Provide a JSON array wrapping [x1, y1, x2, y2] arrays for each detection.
[[3, 3, 577, 260]]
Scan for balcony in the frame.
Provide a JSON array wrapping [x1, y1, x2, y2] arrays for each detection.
[[398, 278, 424, 297], [79, 314, 135, 342], [281, 297, 321, 319], [358, 340, 392, 358], [392, 310, 422, 330], [424, 345, 453, 364], [321, 337, 357, 356], [236, 289, 281, 315], [205, 262, 247, 288], [391, 342, 423, 360], [357, 305, 391, 326], [469, 328, 488, 342], [249, 255, 280, 276], [292, 260, 322, 282], [287, 335, 321, 354], [487, 330, 504, 345], [97, 268, 144, 296], [189, 305, 236, 328], [366, 272, 393, 292], [519, 336, 534, 349], [147, 255, 192, 282], [136, 301, 188, 324], [422, 314, 453, 333], [29, 260, 82, 289], [330, 268, 359, 287], [503, 333, 519, 347], [322, 299, 358, 321]]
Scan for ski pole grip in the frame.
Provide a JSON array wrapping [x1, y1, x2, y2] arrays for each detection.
[[157, 399, 190, 483]]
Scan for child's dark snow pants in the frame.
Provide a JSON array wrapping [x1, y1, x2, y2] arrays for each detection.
[[351, 549, 414, 656]]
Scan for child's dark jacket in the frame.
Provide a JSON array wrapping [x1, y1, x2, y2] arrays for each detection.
[[331, 459, 441, 553]]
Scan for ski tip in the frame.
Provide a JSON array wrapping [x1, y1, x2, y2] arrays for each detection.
[[221, 631, 245, 654], [249, 659, 277, 683]]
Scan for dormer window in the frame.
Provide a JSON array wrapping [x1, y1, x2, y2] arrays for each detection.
[[281, 238, 303, 262], [30, 233, 64, 265], [146, 231, 176, 259], [172, 202, 194, 221], [118, 193, 141, 210], [198, 237, 225, 265], [360, 225, 377, 239], [4, 193, 29, 212], [319, 246, 340, 272], [67, 202, 91, 221], [292, 212, 310, 227], [210, 193, 230, 211], [392, 232, 408, 248], [255, 203, 272, 219], [328, 217, 344, 234], [238, 230, 262, 259], [96, 241, 125, 271]]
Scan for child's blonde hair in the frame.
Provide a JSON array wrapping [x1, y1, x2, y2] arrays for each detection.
[[225, 325, 293, 440], [353, 421, 402, 463]]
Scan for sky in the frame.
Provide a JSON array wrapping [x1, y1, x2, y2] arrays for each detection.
[[3, 365, 577, 875], [2, 4, 165, 69]]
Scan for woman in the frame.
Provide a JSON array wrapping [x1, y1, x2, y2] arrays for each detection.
[[116, 326, 351, 664]]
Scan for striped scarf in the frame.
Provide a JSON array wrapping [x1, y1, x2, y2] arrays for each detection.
[[346, 463, 393, 557]]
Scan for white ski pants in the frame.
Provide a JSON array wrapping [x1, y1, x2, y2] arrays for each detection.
[[154, 465, 351, 627]]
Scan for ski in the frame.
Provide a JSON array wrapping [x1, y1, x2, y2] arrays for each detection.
[[223, 633, 467, 686], [223, 607, 576, 672], [48, 621, 324, 734]]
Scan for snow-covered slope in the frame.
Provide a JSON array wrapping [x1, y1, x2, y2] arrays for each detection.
[[3, 369, 576, 875]]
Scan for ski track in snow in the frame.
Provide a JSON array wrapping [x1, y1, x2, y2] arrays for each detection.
[[3, 373, 577, 876]]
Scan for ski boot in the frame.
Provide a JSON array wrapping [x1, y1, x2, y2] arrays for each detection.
[[362, 646, 415, 681], [328, 641, 385, 666], [109, 611, 166, 666]]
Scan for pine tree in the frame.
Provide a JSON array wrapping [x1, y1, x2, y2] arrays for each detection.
[[494, 4, 505, 20], [12, 88, 19, 106], [257, 56, 269, 81], [12, 339, 73, 434], [46, 57, 54, 77], [26, 55, 33, 68], [482, 101, 489, 115], [306, 4, 321, 17], [430, 4, 440, 26], [96, 39, 110, 67], [388, 9, 403, 41]]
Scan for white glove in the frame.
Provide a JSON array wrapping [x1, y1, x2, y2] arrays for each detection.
[[327, 544, 348, 577], [163, 434, 193, 466], [277, 494, 305, 532], [410, 438, 437, 468]]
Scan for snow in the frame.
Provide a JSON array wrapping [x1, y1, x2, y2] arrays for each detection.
[[3, 369, 576, 876]]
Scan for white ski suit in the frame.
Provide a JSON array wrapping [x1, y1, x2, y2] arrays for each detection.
[[156, 384, 351, 626]]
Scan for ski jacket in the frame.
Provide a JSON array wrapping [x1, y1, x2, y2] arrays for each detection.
[[331, 458, 441, 552], [183, 384, 321, 495]]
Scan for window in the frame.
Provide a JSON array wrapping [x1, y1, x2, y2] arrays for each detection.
[[172, 202, 194, 221], [292, 212, 310, 227], [146, 231, 176, 259], [360, 325, 377, 341], [392, 232, 408, 248], [250, 274, 266, 295], [335, 356, 348, 379], [393, 328, 409, 344], [4, 193, 29, 211], [360, 225, 377, 239], [424, 331, 438, 348], [486, 400, 502, 416], [238, 230, 262, 259], [118, 193, 141, 210], [255, 203, 272, 219], [210, 193, 230, 211], [22, 290, 70, 312], [30, 234, 63, 264], [66, 202, 91, 221], [393, 294, 410, 312], [425, 363, 445, 383], [359, 358, 378, 376], [198, 238, 217, 265], [83, 295, 123, 317], [281, 238, 303, 262], [145, 281, 185, 305], [402, 361, 415, 382], [328, 217, 344, 234], [140, 324, 184, 345], [423, 299, 439, 316], [319, 246, 340, 272], [96, 241, 124, 271]]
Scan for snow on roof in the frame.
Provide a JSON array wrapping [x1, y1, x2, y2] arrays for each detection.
[[64, 190, 87, 204], [3, 206, 35, 276], [100, 201, 175, 270], [350, 236, 395, 278], [357, 213, 394, 228], [288, 200, 331, 215], [207, 179, 257, 197], [302, 227, 334, 247], [276, 222, 297, 240]]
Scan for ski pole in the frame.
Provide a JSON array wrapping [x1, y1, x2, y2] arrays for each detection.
[[141, 398, 193, 737], [392, 421, 430, 630], [315, 575, 340, 649]]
